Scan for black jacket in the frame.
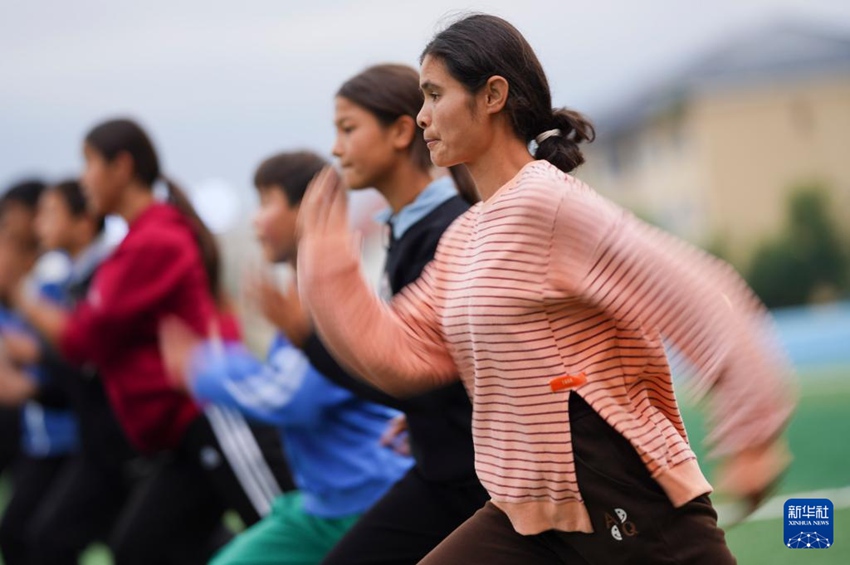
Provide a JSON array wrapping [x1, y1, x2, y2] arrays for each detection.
[[39, 247, 136, 468]]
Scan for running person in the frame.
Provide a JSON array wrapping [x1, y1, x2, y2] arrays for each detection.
[[303, 64, 489, 565], [161, 150, 412, 565], [14, 119, 292, 564], [0, 182, 42, 484], [297, 15, 794, 564], [21, 179, 142, 564], [0, 181, 79, 565]]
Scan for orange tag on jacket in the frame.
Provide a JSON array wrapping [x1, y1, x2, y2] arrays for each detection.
[[549, 373, 587, 392]]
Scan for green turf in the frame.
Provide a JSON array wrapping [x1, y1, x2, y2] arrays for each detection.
[[78, 545, 111, 565], [681, 365, 850, 494], [682, 365, 849, 564], [725, 507, 849, 564]]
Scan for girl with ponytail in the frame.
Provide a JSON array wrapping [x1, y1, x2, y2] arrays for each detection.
[[321, 64, 489, 564], [253, 64, 489, 565], [15, 118, 292, 564], [298, 14, 794, 564]]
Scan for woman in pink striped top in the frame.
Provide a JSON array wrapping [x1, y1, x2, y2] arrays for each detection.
[[300, 14, 794, 564]]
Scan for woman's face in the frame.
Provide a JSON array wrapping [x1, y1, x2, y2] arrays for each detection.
[[0, 206, 36, 295], [332, 97, 400, 190], [35, 191, 74, 252], [417, 55, 490, 168], [81, 144, 125, 216], [0, 238, 23, 297]]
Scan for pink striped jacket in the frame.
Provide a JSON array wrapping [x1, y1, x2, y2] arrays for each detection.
[[299, 160, 794, 535]]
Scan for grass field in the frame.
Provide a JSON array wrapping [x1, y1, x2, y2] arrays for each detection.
[[685, 365, 850, 564], [0, 365, 847, 564]]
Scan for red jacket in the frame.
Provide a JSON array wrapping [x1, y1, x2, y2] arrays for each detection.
[[61, 203, 216, 453]]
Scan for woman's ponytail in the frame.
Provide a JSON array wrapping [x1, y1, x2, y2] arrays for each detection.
[[422, 15, 596, 175], [84, 118, 224, 306], [161, 175, 222, 306], [533, 109, 596, 174]]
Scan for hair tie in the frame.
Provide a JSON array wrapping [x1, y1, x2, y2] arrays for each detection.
[[535, 129, 562, 145]]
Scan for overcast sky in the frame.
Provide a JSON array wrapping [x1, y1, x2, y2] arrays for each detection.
[[3, 0, 849, 206]]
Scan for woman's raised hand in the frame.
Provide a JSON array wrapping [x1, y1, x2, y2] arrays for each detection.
[[297, 166, 349, 244]]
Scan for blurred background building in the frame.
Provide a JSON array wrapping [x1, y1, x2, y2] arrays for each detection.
[[581, 21, 850, 271], [166, 17, 850, 349]]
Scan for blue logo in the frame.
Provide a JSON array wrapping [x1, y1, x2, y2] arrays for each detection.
[[784, 498, 833, 549]]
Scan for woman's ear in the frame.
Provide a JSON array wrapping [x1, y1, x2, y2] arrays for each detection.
[[112, 151, 136, 184], [390, 115, 418, 151], [483, 75, 510, 115]]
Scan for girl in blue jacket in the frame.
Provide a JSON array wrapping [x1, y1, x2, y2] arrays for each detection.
[[161, 150, 411, 565]]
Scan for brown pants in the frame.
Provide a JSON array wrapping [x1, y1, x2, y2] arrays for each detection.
[[420, 394, 736, 564]]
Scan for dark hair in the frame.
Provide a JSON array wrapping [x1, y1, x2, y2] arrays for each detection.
[[0, 179, 45, 252], [337, 64, 479, 204], [84, 118, 222, 303], [253, 151, 328, 205], [421, 14, 595, 173], [1, 179, 46, 213], [49, 179, 106, 234]]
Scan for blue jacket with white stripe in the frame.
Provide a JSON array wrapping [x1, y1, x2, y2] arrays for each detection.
[[190, 334, 412, 519]]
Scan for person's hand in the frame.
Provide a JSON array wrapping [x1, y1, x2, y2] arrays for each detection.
[[380, 414, 411, 457], [159, 316, 203, 392], [0, 330, 40, 365], [297, 166, 350, 246], [715, 439, 791, 525], [244, 269, 311, 348]]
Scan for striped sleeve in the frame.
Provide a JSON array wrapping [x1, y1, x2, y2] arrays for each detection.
[[297, 233, 458, 397], [550, 186, 795, 457]]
